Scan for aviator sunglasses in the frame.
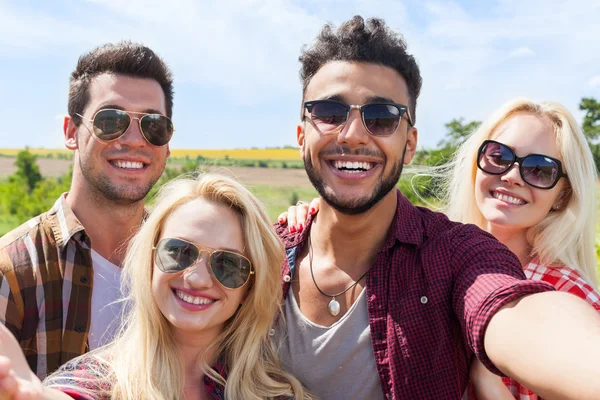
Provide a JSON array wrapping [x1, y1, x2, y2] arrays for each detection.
[[304, 99, 413, 137], [477, 140, 568, 189], [153, 238, 254, 289], [76, 109, 174, 147]]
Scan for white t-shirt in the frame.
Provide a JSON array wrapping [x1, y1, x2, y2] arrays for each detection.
[[88, 249, 124, 350]]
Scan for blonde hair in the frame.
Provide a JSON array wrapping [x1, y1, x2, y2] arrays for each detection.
[[46, 173, 310, 399], [441, 98, 598, 287]]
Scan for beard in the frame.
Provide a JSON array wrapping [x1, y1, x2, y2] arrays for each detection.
[[78, 152, 161, 205], [304, 143, 408, 215]]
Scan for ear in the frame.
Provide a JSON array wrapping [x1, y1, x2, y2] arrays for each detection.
[[64, 115, 79, 150], [552, 185, 572, 211], [297, 124, 305, 157], [165, 143, 171, 159], [403, 126, 419, 165]]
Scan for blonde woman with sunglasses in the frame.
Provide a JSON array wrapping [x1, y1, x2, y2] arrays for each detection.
[[0, 174, 311, 400], [442, 98, 600, 399]]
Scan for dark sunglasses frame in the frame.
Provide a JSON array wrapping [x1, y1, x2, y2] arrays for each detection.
[[76, 108, 174, 147], [153, 237, 254, 289], [477, 139, 568, 189], [304, 99, 414, 136]]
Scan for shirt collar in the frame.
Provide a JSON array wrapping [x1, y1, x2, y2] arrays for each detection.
[[280, 190, 424, 250], [49, 193, 87, 250]]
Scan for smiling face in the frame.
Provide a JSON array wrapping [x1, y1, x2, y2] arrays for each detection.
[[298, 61, 417, 214], [475, 112, 567, 236], [151, 198, 249, 341], [66, 73, 170, 204]]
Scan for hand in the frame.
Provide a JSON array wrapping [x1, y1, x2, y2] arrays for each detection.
[[277, 198, 320, 233], [0, 326, 43, 400]]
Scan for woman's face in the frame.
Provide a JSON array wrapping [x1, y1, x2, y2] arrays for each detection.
[[152, 198, 249, 341], [475, 112, 567, 236]]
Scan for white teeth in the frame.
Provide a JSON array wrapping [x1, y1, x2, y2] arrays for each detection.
[[493, 192, 526, 205], [112, 160, 144, 169], [332, 160, 374, 172], [175, 290, 215, 305]]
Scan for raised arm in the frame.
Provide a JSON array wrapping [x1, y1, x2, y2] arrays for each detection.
[[485, 291, 600, 399]]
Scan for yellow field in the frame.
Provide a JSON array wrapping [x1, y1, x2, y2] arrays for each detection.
[[0, 148, 301, 161]]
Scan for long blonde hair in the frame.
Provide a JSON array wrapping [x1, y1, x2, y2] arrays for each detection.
[[47, 173, 310, 399], [442, 98, 598, 287]]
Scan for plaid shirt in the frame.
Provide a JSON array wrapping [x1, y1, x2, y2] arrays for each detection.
[[500, 259, 600, 400], [50, 354, 291, 399], [276, 191, 554, 400], [0, 195, 95, 379]]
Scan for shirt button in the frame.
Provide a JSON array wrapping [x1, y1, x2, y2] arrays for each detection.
[[269, 329, 275, 336], [75, 325, 85, 333], [420, 296, 428, 304], [283, 275, 291, 282], [80, 276, 88, 284]]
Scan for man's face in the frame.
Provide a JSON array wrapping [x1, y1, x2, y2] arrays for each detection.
[[298, 61, 418, 215], [66, 73, 170, 204]]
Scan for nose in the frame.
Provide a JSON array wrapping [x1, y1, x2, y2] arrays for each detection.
[[500, 163, 525, 186], [117, 116, 148, 148], [182, 254, 214, 288], [336, 107, 370, 147]]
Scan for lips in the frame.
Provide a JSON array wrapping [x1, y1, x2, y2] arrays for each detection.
[[491, 190, 527, 205], [111, 160, 145, 169], [174, 289, 215, 305], [331, 160, 375, 173]]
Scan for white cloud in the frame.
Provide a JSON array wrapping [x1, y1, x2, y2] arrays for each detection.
[[589, 76, 600, 89], [509, 47, 534, 57]]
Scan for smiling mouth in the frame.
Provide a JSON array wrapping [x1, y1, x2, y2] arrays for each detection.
[[110, 160, 146, 170], [174, 289, 216, 305], [491, 191, 527, 205], [330, 160, 375, 173]]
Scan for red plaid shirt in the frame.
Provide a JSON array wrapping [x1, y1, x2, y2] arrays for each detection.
[[276, 191, 554, 400], [500, 259, 600, 400]]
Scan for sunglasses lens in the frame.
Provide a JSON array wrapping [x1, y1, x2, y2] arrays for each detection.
[[521, 155, 559, 188], [479, 141, 515, 173], [140, 114, 174, 146], [92, 109, 130, 141], [210, 251, 252, 289], [363, 104, 401, 136], [155, 238, 199, 273], [310, 102, 348, 133]]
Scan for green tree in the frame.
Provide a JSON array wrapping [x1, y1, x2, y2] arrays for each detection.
[[580, 97, 600, 142], [437, 118, 481, 149], [579, 97, 600, 173], [14, 149, 43, 192]]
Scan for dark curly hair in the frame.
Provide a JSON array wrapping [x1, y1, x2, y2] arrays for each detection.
[[68, 41, 174, 124], [300, 16, 422, 124]]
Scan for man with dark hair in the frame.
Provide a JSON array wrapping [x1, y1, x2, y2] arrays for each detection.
[[0, 41, 174, 378], [275, 16, 600, 399]]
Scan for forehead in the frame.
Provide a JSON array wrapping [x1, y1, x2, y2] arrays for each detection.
[[160, 198, 245, 253], [492, 112, 560, 159], [305, 61, 410, 105], [86, 73, 167, 115]]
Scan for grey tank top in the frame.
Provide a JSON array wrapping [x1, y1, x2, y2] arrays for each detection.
[[274, 288, 384, 400]]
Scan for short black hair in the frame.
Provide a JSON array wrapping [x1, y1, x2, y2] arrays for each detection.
[[300, 16, 422, 124], [68, 41, 174, 124]]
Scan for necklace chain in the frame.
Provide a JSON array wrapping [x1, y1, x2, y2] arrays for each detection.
[[308, 234, 370, 300]]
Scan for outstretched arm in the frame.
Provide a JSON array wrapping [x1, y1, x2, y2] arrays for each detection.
[[0, 325, 70, 400], [486, 291, 600, 400], [469, 358, 514, 400]]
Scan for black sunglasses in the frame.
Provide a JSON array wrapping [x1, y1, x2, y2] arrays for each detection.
[[304, 99, 413, 137], [477, 140, 568, 189], [76, 109, 174, 147], [153, 238, 254, 289]]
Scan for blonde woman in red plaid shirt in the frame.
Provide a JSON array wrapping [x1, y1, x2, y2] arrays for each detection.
[[442, 98, 600, 400]]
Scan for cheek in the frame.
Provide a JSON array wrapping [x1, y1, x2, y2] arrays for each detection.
[[474, 171, 490, 204]]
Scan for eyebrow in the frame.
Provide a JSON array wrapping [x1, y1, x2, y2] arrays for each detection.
[[172, 236, 244, 254], [316, 94, 399, 104], [95, 104, 164, 115]]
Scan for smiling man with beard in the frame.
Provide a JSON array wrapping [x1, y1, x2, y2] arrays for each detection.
[[274, 16, 600, 400], [0, 42, 174, 379]]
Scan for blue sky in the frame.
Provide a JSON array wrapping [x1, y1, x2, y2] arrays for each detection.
[[1, 0, 599, 150]]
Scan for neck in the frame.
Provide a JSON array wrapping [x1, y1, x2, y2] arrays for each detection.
[[175, 328, 220, 384], [487, 225, 532, 267], [66, 177, 146, 266], [309, 190, 398, 273]]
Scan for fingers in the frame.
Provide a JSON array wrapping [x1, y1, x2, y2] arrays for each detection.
[[308, 198, 320, 216], [286, 205, 300, 232], [0, 361, 17, 400]]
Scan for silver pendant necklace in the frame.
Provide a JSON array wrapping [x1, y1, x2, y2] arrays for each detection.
[[308, 235, 370, 317]]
